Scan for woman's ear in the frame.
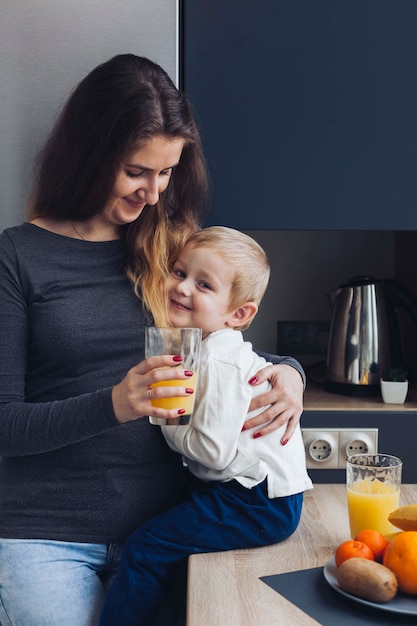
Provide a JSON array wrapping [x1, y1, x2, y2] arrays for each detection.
[[227, 302, 258, 328]]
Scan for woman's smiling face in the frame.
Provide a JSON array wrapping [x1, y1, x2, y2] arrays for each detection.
[[103, 135, 185, 227]]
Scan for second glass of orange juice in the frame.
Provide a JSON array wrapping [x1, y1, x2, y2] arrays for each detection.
[[346, 453, 402, 538]]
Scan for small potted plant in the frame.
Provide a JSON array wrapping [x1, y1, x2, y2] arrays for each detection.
[[380, 367, 409, 404]]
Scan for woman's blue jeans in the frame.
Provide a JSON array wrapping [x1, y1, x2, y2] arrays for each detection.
[[0, 539, 124, 626]]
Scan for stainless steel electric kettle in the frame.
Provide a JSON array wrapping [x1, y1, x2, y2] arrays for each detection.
[[325, 276, 417, 396]]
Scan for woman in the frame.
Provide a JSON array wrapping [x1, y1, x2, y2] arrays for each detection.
[[0, 54, 304, 625]]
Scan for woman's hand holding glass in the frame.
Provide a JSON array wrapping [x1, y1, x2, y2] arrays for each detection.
[[111, 355, 194, 424]]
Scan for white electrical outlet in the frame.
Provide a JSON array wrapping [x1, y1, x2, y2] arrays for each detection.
[[302, 429, 339, 468], [301, 428, 378, 469], [338, 428, 378, 468]]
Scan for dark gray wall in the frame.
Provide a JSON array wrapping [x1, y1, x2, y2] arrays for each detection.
[[183, 0, 417, 230]]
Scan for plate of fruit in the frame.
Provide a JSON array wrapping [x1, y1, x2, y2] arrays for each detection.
[[324, 505, 417, 615]]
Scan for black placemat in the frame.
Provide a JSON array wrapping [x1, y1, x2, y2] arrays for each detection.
[[261, 567, 416, 625]]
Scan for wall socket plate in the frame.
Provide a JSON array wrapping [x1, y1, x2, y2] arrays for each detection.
[[301, 428, 378, 469], [277, 320, 329, 355]]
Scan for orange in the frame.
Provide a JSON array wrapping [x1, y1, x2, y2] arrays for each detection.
[[383, 531, 417, 595], [335, 540, 374, 567], [354, 529, 389, 562]]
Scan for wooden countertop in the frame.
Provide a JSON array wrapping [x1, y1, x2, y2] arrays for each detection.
[[304, 383, 417, 412], [186, 484, 417, 626]]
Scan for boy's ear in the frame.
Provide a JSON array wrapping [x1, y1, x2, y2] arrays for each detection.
[[227, 302, 258, 328]]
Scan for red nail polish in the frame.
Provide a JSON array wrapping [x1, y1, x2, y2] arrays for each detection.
[[253, 431, 263, 439], [185, 388, 194, 394], [241, 425, 247, 432], [281, 438, 289, 446], [184, 370, 193, 377], [248, 376, 260, 385], [173, 355, 183, 362], [178, 408, 186, 415]]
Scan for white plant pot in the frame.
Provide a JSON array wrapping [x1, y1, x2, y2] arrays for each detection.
[[380, 379, 409, 404]]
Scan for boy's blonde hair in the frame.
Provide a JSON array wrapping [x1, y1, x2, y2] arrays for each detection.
[[184, 226, 270, 331]]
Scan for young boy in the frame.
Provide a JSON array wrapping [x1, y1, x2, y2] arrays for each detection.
[[101, 227, 312, 626]]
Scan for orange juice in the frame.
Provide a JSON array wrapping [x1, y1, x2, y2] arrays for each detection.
[[347, 479, 400, 538], [150, 371, 198, 415]]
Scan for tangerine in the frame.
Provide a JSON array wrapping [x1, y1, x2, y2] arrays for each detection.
[[354, 529, 389, 562], [383, 531, 417, 595], [335, 540, 374, 567]]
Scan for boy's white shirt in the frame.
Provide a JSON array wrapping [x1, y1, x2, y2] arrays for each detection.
[[161, 329, 313, 498]]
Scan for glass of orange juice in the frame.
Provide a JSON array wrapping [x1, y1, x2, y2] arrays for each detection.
[[145, 327, 201, 425], [346, 453, 402, 538]]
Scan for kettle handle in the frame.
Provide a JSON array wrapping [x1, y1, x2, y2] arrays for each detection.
[[384, 279, 417, 375]]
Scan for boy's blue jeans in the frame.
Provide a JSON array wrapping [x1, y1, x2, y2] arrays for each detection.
[[100, 477, 303, 626]]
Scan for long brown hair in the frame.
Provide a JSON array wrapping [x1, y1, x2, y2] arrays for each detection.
[[28, 54, 209, 323]]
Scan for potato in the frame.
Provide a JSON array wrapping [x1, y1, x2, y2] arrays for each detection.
[[336, 557, 398, 603]]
